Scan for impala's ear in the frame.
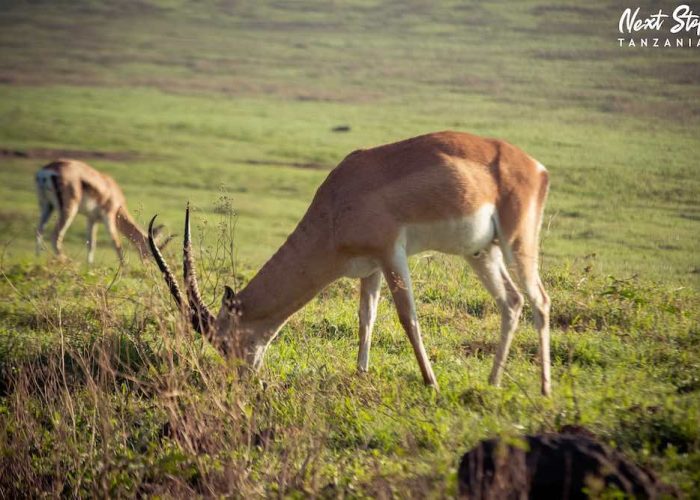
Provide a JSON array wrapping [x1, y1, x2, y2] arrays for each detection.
[[222, 285, 242, 316], [223, 285, 236, 303]]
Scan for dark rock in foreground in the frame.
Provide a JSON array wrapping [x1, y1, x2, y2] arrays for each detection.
[[458, 431, 676, 499]]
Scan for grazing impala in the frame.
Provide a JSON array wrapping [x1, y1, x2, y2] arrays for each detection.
[[150, 131, 552, 395], [36, 159, 169, 264]]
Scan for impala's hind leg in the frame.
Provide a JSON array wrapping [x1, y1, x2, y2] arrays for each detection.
[[510, 237, 551, 396], [493, 164, 551, 395], [35, 173, 55, 255], [36, 200, 53, 255], [382, 244, 438, 388], [466, 244, 524, 388], [51, 201, 79, 259], [357, 271, 381, 372]]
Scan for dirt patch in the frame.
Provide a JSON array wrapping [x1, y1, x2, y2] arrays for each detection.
[[0, 148, 140, 162]]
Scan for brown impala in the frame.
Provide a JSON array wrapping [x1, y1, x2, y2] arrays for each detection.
[[150, 131, 552, 395], [36, 159, 170, 264]]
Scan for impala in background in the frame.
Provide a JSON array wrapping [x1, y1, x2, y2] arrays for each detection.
[[36, 159, 170, 264], [150, 131, 552, 395]]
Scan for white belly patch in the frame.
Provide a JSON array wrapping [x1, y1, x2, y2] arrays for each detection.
[[404, 203, 496, 256], [342, 204, 497, 279], [343, 256, 381, 279]]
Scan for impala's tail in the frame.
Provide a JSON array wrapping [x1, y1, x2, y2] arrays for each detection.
[[531, 163, 550, 262]]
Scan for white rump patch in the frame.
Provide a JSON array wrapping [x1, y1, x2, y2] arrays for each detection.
[[35, 169, 56, 187]]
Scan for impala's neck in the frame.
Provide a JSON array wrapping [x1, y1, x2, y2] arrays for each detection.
[[116, 208, 149, 257], [237, 209, 338, 343]]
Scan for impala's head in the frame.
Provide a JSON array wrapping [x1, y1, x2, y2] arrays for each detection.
[[148, 205, 263, 371]]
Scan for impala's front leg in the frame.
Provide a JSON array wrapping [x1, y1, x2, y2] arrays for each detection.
[[382, 245, 438, 389], [103, 213, 124, 264], [358, 271, 381, 372]]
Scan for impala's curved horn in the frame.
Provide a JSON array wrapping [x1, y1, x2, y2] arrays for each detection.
[[149, 215, 185, 309], [183, 203, 216, 335]]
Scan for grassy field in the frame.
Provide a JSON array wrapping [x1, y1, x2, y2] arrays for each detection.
[[0, 0, 699, 497]]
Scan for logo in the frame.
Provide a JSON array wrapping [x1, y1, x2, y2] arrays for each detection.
[[618, 4, 700, 47]]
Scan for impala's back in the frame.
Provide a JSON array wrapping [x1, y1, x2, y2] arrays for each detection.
[[322, 131, 546, 259]]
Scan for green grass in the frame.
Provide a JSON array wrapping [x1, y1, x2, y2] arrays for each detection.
[[0, 0, 699, 496], [1, 258, 698, 496]]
